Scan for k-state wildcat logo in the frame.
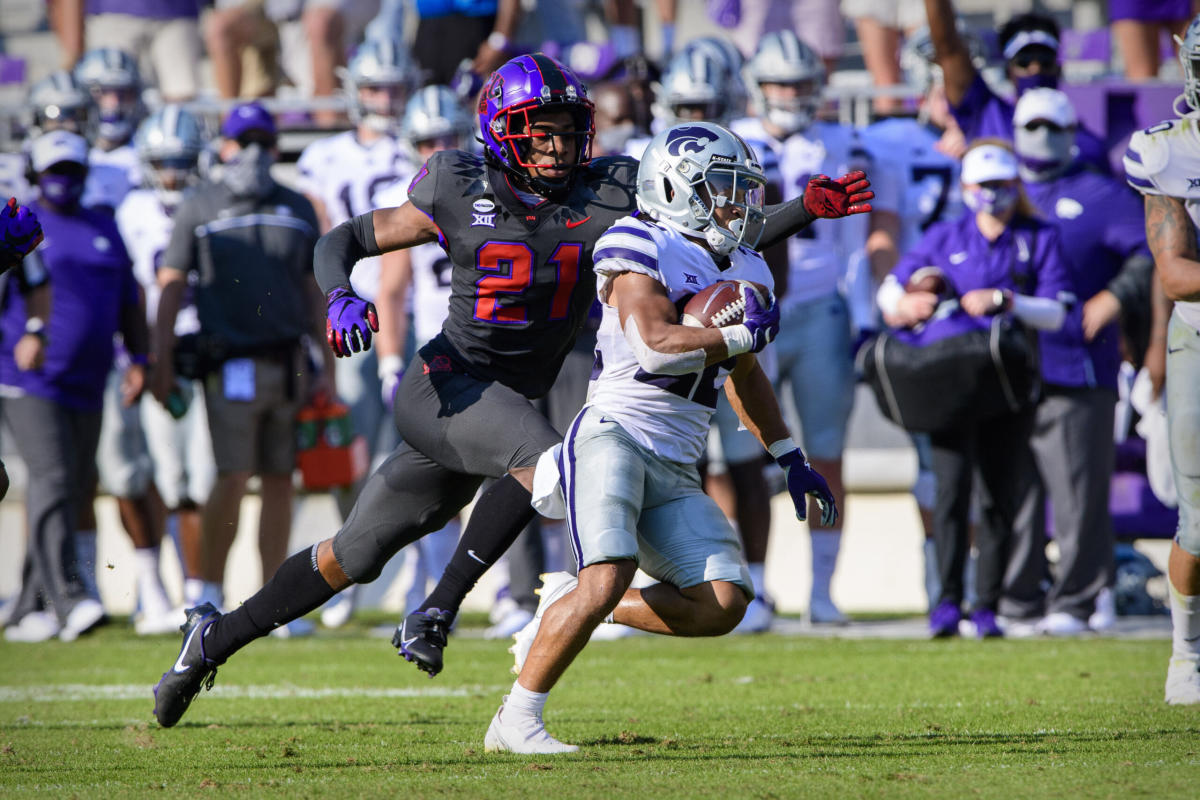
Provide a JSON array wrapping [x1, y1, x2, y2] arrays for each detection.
[[665, 126, 720, 156]]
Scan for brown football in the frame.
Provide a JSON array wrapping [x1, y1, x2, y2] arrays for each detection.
[[680, 280, 772, 328]]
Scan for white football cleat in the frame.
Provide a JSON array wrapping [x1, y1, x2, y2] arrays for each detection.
[[510, 572, 577, 676], [320, 585, 358, 629], [1088, 587, 1116, 632], [807, 596, 847, 625], [485, 607, 533, 640], [135, 606, 187, 636], [1165, 658, 1200, 705], [59, 598, 106, 642], [484, 699, 579, 754], [4, 610, 61, 643], [1036, 611, 1089, 637]]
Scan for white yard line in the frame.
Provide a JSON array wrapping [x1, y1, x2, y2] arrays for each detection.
[[0, 684, 504, 703]]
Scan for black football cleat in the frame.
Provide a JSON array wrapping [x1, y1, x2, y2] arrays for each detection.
[[393, 608, 455, 677], [152, 603, 222, 727]]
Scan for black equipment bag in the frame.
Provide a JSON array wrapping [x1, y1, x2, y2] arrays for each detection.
[[856, 313, 1040, 433]]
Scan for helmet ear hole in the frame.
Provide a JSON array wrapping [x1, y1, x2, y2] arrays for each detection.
[[662, 177, 674, 202]]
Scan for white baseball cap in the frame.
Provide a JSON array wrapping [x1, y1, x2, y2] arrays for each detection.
[[1014, 87, 1077, 128], [30, 129, 88, 172], [960, 144, 1019, 184]]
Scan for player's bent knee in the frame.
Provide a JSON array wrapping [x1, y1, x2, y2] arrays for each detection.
[[688, 581, 749, 636], [577, 560, 637, 617]]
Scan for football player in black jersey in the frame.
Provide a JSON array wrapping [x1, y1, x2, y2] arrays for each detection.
[[153, 54, 873, 728]]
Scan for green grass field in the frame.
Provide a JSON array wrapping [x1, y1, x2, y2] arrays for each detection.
[[2, 614, 1198, 798]]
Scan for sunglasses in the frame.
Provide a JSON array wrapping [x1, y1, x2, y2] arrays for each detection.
[[235, 131, 276, 148], [1022, 120, 1067, 133], [1010, 50, 1057, 70]]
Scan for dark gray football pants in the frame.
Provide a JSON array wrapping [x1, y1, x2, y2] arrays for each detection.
[[1015, 386, 1116, 620], [3, 394, 100, 624], [331, 348, 563, 584]]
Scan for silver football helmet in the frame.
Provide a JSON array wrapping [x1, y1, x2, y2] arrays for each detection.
[[134, 104, 206, 208], [26, 70, 89, 136], [400, 84, 473, 159], [745, 30, 824, 135], [636, 121, 767, 256], [341, 36, 419, 132], [1176, 14, 1200, 113], [654, 45, 741, 127], [74, 47, 144, 145]]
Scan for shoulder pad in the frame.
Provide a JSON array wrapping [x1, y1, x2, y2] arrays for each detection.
[[1127, 125, 1172, 177]]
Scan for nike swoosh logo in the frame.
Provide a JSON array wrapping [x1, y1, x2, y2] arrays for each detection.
[[1185, 634, 1200, 642], [1168, 346, 1184, 354], [173, 624, 203, 673], [467, 549, 488, 565], [565, 216, 591, 229], [400, 636, 418, 649]]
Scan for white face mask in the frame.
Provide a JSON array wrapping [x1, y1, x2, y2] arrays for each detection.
[[963, 184, 1019, 216], [764, 104, 814, 135], [1014, 124, 1075, 180]]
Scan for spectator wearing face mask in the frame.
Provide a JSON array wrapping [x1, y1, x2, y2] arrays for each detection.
[[148, 103, 332, 619], [877, 141, 1072, 639], [922, 0, 1111, 174], [1, 131, 147, 643], [1008, 88, 1153, 636]]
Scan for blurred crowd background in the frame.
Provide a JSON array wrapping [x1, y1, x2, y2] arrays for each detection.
[[0, 0, 1189, 644]]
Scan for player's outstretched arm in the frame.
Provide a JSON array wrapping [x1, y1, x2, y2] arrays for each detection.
[[724, 356, 838, 526], [758, 171, 874, 250], [1146, 194, 1200, 302]]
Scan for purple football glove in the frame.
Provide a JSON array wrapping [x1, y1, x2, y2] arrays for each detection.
[[1, 197, 43, 263], [741, 285, 780, 353], [778, 449, 838, 526], [326, 286, 379, 358]]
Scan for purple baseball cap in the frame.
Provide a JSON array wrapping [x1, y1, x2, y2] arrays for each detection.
[[220, 101, 276, 140]]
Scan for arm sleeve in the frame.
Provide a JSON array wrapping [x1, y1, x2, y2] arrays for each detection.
[[1032, 226, 1077, 309], [1107, 252, 1154, 313], [312, 211, 381, 295], [1012, 293, 1066, 331], [757, 196, 817, 251], [161, 195, 200, 274], [947, 72, 999, 142]]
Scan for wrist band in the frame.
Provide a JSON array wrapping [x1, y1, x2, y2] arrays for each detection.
[[487, 31, 510, 51], [767, 437, 797, 460], [720, 324, 753, 356], [378, 354, 404, 379]]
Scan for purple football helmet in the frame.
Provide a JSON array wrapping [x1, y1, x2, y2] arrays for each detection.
[[477, 53, 595, 193]]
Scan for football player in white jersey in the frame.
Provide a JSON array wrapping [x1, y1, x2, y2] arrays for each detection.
[[369, 85, 474, 621], [75, 48, 145, 214], [731, 30, 872, 624], [864, 25, 970, 610], [295, 36, 416, 628], [1123, 14, 1200, 705], [117, 105, 216, 628], [484, 122, 838, 755]]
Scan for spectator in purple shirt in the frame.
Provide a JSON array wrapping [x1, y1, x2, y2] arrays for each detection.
[[877, 141, 1071, 639], [922, 0, 1111, 174], [1008, 88, 1154, 635], [0, 131, 149, 643]]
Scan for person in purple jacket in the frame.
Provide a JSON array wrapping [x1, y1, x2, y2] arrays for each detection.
[[1009, 88, 1155, 636], [0, 131, 149, 643], [922, 0, 1111, 175], [877, 141, 1072, 638]]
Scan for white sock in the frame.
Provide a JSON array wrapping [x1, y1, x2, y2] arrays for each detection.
[[75, 530, 100, 601], [183, 578, 205, 605], [1169, 584, 1200, 663], [508, 680, 549, 720], [810, 530, 841, 603], [747, 562, 766, 599], [134, 546, 171, 616]]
